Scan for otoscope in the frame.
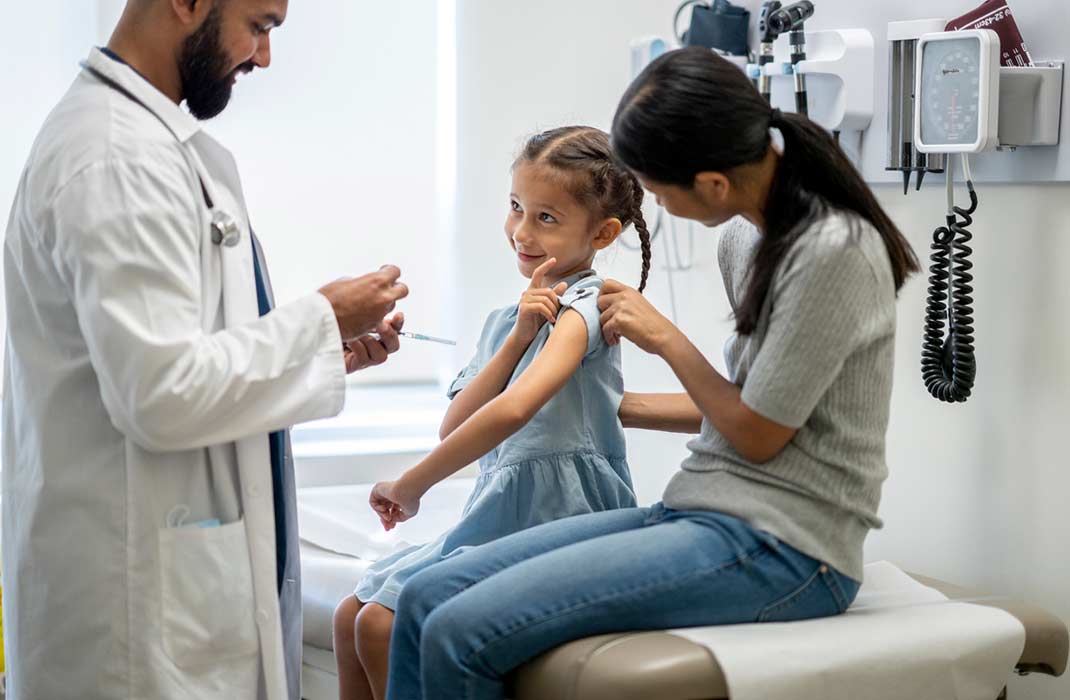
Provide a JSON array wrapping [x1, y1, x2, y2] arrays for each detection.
[[758, 0, 815, 116], [756, 2, 782, 104]]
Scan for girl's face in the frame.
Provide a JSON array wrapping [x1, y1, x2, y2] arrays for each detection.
[[505, 162, 618, 282]]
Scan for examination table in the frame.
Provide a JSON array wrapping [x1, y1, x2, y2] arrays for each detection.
[[297, 483, 1068, 700]]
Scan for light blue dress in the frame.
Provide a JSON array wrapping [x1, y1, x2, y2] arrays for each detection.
[[355, 270, 636, 609]]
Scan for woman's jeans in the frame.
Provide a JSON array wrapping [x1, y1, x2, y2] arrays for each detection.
[[386, 503, 860, 700]]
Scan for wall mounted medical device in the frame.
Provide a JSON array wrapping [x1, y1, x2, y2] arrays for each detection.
[[758, 1, 814, 115], [885, 19, 1064, 403], [887, 19, 948, 194], [913, 29, 997, 403], [664, 3, 877, 136], [915, 30, 1002, 154], [749, 27, 875, 134], [677, 0, 750, 56]]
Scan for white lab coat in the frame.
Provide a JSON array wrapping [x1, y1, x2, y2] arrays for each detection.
[[1, 48, 346, 699]]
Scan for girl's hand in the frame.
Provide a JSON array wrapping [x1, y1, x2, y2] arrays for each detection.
[[368, 479, 422, 531], [597, 279, 680, 355], [512, 257, 568, 346]]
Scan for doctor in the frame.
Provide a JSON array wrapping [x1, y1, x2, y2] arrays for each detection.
[[1, 1, 404, 698]]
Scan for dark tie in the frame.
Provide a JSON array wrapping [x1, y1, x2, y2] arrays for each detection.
[[251, 241, 288, 593]]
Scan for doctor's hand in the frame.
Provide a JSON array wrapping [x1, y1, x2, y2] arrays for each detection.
[[598, 279, 681, 355], [343, 313, 404, 374], [512, 258, 568, 346], [369, 479, 422, 531], [319, 265, 409, 341]]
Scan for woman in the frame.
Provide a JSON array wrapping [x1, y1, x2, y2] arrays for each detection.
[[384, 47, 920, 700]]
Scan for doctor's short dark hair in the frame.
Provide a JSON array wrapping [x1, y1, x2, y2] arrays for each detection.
[[612, 47, 920, 334], [515, 126, 652, 294]]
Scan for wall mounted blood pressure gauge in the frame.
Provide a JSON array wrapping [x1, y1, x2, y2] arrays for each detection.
[[914, 29, 1000, 153]]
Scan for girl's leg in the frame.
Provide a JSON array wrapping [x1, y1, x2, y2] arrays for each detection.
[[333, 595, 375, 700], [392, 508, 855, 700], [355, 603, 396, 700], [386, 507, 653, 700]]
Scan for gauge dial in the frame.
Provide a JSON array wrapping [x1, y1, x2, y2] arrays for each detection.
[[914, 30, 1000, 153], [919, 37, 983, 145]]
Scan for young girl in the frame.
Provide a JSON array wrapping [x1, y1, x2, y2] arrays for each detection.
[[332, 126, 653, 700]]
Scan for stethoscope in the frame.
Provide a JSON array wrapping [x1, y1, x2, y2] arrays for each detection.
[[80, 60, 242, 248]]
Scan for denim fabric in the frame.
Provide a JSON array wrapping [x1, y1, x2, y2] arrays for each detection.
[[386, 504, 860, 700]]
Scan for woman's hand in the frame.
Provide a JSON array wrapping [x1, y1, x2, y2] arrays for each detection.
[[512, 258, 568, 346], [368, 478, 423, 531], [597, 279, 680, 355]]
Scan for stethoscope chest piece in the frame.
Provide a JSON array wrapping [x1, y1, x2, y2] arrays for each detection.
[[210, 209, 241, 247]]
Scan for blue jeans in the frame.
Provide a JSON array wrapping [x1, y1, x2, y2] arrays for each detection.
[[386, 503, 860, 700]]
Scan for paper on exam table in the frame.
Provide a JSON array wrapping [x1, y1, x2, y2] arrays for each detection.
[[296, 478, 475, 561], [668, 561, 1025, 700]]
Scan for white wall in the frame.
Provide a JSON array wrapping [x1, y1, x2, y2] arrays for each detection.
[[454, 3, 1070, 699], [88, 0, 445, 383]]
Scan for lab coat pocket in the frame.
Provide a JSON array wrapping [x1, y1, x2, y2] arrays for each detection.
[[158, 519, 259, 667]]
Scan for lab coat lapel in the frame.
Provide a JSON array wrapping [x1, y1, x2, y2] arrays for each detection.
[[252, 233, 304, 700], [187, 133, 291, 700], [190, 135, 258, 328]]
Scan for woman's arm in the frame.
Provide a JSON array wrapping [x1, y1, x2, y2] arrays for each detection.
[[619, 392, 703, 434], [370, 309, 588, 528], [599, 280, 795, 463], [658, 336, 795, 462]]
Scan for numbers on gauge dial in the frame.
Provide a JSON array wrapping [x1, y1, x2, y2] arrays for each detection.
[[923, 41, 981, 143]]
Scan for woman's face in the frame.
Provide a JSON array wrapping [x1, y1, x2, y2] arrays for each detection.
[[634, 172, 735, 228]]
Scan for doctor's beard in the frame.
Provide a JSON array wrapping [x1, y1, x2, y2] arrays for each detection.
[[179, 3, 253, 120]]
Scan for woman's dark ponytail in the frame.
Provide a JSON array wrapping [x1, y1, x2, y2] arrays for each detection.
[[612, 47, 919, 334], [759, 109, 920, 331]]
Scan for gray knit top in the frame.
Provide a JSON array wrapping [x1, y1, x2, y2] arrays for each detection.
[[662, 212, 897, 581]]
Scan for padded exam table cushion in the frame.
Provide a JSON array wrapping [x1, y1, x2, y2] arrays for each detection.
[[508, 572, 1069, 700]]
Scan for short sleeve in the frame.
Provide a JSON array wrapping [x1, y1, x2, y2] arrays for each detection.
[[444, 305, 513, 400], [446, 353, 480, 400], [556, 276, 605, 357], [741, 224, 890, 428]]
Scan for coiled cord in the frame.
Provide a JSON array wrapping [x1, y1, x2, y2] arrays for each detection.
[[922, 154, 977, 403]]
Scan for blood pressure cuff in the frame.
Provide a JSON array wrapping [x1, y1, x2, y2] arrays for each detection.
[[685, 0, 750, 56], [946, 0, 1033, 67]]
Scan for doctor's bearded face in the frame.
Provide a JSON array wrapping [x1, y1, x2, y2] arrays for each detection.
[[179, 0, 285, 120]]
